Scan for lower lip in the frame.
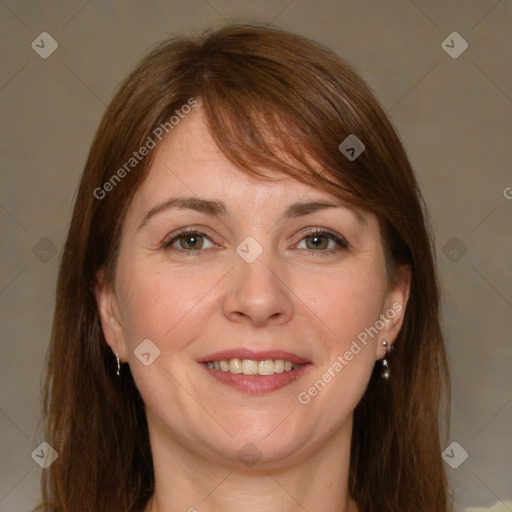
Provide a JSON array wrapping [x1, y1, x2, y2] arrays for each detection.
[[200, 363, 312, 394]]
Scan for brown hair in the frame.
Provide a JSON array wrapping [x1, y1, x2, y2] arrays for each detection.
[[38, 23, 451, 511]]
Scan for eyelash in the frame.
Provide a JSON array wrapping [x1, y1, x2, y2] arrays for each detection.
[[161, 227, 349, 256]]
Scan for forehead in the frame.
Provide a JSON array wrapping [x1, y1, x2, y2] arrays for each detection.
[[131, 109, 312, 206], [127, 106, 370, 228]]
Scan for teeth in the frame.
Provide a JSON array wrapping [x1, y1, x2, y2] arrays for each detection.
[[258, 359, 274, 375], [274, 359, 284, 373], [241, 359, 258, 375], [229, 358, 243, 373], [205, 358, 303, 375]]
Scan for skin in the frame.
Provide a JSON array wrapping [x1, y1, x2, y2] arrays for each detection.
[[95, 107, 410, 512]]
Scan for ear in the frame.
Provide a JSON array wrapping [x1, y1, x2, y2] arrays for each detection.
[[375, 264, 411, 359], [94, 268, 128, 362]]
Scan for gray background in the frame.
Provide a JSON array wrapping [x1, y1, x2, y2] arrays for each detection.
[[1, 1, 511, 510]]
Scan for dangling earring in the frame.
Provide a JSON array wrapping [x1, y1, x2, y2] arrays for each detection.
[[116, 352, 120, 376], [380, 340, 391, 380]]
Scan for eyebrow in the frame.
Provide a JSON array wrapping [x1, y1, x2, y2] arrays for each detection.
[[137, 196, 366, 230]]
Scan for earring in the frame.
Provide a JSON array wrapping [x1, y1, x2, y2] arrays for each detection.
[[116, 352, 120, 376], [380, 340, 391, 380]]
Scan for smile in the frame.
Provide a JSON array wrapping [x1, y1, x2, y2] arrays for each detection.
[[204, 358, 303, 375], [198, 349, 312, 394]]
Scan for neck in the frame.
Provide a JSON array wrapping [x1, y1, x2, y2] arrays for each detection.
[[144, 415, 359, 512]]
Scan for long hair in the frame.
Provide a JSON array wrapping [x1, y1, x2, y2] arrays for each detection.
[[38, 23, 451, 511]]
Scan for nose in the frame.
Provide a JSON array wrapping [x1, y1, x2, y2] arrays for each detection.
[[222, 248, 294, 328]]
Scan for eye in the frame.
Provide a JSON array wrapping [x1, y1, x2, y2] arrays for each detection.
[[161, 227, 348, 255], [296, 229, 349, 253], [162, 228, 217, 253]]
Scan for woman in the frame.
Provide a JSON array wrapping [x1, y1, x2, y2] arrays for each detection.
[[38, 24, 451, 511]]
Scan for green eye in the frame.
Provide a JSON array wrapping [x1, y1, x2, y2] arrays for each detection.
[[304, 234, 330, 250], [298, 231, 349, 252], [163, 228, 348, 255], [163, 230, 214, 252], [177, 233, 204, 250]]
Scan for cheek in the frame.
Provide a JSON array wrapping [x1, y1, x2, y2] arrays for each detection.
[[292, 261, 387, 413], [115, 261, 221, 351], [300, 263, 387, 347]]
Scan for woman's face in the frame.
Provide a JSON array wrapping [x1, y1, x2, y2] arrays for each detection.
[[96, 107, 409, 468]]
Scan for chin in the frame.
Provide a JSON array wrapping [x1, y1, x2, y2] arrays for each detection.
[[201, 416, 321, 468]]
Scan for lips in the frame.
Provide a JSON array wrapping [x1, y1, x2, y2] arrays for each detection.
[[198, 348, 312, 394], [198, 348, 310, 365]]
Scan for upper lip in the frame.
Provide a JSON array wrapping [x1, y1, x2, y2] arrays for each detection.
[[198, 348, 311, 365]]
